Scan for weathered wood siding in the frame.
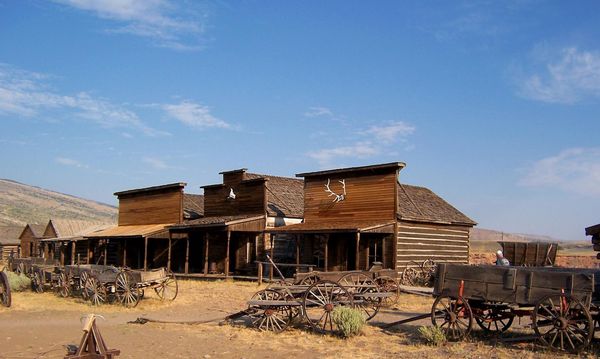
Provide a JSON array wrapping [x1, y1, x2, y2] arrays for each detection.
[[303, 171, 397, 222], [203, 179, 266, 217], [118, 189, 183, 225], [396, 221, 470, 270], [42, 223, 58, 238], [1, 245, 19, 261], [20, 226, 39, 257]]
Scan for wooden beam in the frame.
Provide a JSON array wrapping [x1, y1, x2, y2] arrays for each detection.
[[60, 244, 65, 265], [324, 235, 329, 272], [71, 242, 76, 265], [204, 233, 209, 275], [382, 235, 387, 268], [225, 231, 231, 277], [269, 233, 274, 281], [144, 237, 148, 271], [296, 235, 300, 266], [355, 232, 360, 270], [103, 240, 108, 266], [185, 235, 190, 274], [123, 239, 127, 267], [167, 232, 172, 272], [365, 238, 370, 271]]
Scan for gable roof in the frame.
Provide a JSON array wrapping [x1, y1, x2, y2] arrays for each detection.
[[46, 219, 114, 238], [245, 173, 304, 218], [20, 223, 46, 238], [397, 183, 476, 226], [183, 194, 204, 220], [114, 182, 186, 197]]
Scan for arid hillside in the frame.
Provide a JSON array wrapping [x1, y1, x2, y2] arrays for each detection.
[[0, 179, 117, 226]]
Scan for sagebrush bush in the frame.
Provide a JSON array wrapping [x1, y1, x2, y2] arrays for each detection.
[[331, 306, 366, 338], [4, 270, 31, 292], [418, 325, 446, 346]]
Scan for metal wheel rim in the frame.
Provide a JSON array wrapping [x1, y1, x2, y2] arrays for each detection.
[[431, 296, 473, 341], [84, 276, 106, 306], [374, 276, 400, 307], [0, 272, 11, 307], [302, 280, 354, 335], [401, 267, 419, 286], [533, 294, 593, 353], [474, 304, 514, 334], [154, 272, 178, 301], [248, 289, 292, 333], [116, 271, 141, 308]]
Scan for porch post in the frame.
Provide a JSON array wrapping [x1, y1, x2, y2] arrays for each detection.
[[269, 234, 274, 281], [71, 241, 75, 265], [382, 236, 387, 268], [225, 231, 231, 277], [204, 232, 209, 275], [167, 232, 172, 272], [60, 243, 65, 265], [184, 235, 190, 274], [324, 234, 329, 272], [365, 238, 370, 270], [122, 239, 127, 267], [295, 235, 300, 266], [355, 232, 361, 270], [143, 237, 148, 271], [104, 240, 108, 265]]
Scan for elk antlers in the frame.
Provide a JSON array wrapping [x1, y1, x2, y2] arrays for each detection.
[[325, 179, 346, 203]]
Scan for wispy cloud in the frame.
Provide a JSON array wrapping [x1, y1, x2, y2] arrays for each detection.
[[55, 157, 89, 168], [518, 47, 600, 104], [304, 106, 334, 118], [519, 148, 600, 196], [0, 64, 166, 136], [162, 101, 231, 129], [53, 0, 208, 50], [308, 120, 416, 167], [363, 121, 415, 144], [142, 156, 169, 170]]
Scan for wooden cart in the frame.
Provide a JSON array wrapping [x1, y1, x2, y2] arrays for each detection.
[[498, 241, 558, 267], [114, 267, 178, 308], [432, 263, 598, 352], [30, 262, 60, 293]]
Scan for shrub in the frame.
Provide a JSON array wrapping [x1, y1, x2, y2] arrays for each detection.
[[331, 306, 366, 338], [4, 270, 31, 292], [418, 325, 446, 346]]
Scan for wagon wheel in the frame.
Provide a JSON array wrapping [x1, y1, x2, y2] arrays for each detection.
[[421, 259, 436, 286], [116, 271, 142, 308], [83, 275, 106, 306], [154, 271, 178, 301], [247, 289, 293, 333], [474, 302, 514, 334], [400, 266, 419, 286], [431, 295, 473, 341], [533, 294, 593, 353], [338, 272, 381, 321], [302, 280, 354, 335], [79, 271, 90, 299], [298, 274, 320, 286], [374, 276, 400, 307], [56, 271, 71, 298], [32, 269, 44, 293], [0, 271, 11, 307]]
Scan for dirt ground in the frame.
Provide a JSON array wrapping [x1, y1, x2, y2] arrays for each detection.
[[1, 278, 597, 359]]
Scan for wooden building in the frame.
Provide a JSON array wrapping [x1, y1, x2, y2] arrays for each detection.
[[270, 162, 476, 274], [85, 183, 203, 268], [168, 169, 303, 277], [586, 224, 600, 259], [39, 219, 114, 265], [19, 223, 46, 258], [0, 225, 23, 261]]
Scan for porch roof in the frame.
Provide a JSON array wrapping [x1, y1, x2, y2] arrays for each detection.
[[85, 223, 172, 238], [169, 215, 265, 230], [267, 220, 395, 234]]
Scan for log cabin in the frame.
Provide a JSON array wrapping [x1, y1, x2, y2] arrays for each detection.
[[0, 225, 22, 261], [269, 162, 476, 275], [19, 223, 46, 258], [168, 169, 303, 277], [39, 219, 114, 265], [85, 183, 204, 268]]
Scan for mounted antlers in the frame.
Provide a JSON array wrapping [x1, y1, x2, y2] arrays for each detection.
[[324, 178, 346, 203]]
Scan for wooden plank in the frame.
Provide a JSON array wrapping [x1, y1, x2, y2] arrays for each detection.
[[185, 236, 189, 274], [167, 233, 172, 271], [204, 233, 209, 275], [225, 231, 231, 277], [355, 232, 360, 270], [118, 189, 183, 226]]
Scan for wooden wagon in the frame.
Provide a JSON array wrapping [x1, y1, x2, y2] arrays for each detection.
[[498, 241, 558, 267], [0, 270, 10, 307], [30, 262, 60, 293], [8, 257, 51, 276], [432, 263, 598, 352]]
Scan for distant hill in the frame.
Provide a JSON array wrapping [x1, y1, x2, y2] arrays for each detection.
[[471, 228, 593, 255], [0, 179, 117, 226]]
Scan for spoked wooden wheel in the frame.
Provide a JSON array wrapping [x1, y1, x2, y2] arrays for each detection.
[[302, 280, 354, 335], [32, 269, 44, 293], [338, 272, 381, 321], [374, 276, 400, 307], [248, 289, 293, 333], [0, 271, 11, 307], [56, 272, 71, 298], [154, 271, 178, 301], [533, 294, 593, 353], [79, 271, 90, 299], [431, 295, 473, 341], [298, 274, 320, 286], [474, 302, 514, 334], [400, 266, 419, 286], [83, 275, 106, 306], [116, 271, 142, 308]]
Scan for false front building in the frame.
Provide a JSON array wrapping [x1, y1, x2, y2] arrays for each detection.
[[270, 162, 476, 274]]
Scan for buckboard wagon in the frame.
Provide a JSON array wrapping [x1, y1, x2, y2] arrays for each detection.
[[432, 263, 599, 352]]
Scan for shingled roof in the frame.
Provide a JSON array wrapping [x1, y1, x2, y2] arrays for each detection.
[[397, 183, 476, 226], [0, 225, 24, 245], [246, 173, 304, 218], [183, 194, 204, 220], [21, 223, 46, 238], [46, 219, 114, 238]]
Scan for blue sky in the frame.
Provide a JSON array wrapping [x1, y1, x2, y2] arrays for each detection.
[[1, 1, 600, 240]]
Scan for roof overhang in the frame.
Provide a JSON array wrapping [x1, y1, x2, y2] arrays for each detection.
[[169, 215, 265, 232], [297, 162, 406, 178], [86, 224, 172, 238], [268, 220, 395, 234]]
